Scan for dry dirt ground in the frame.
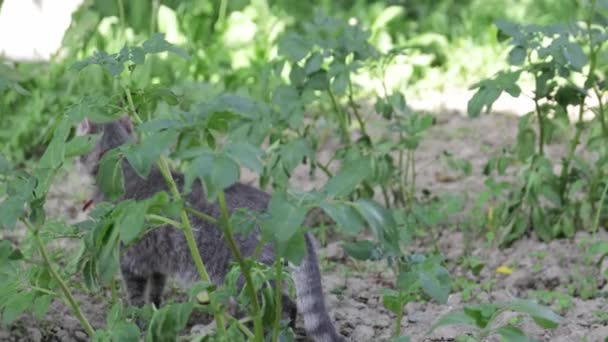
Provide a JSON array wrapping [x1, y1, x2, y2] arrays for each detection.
[[1, 110, 607, 341]]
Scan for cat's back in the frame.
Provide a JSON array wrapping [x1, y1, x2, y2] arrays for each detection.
[[222, 182, 270, 212]]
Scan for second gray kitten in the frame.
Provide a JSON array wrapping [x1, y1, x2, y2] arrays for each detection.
[[78, 117, 346, 342]]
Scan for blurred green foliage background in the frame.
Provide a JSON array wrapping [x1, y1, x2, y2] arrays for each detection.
[[0, 0, 583, 162]]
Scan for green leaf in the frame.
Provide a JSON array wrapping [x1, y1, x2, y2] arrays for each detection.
[[508, 299, 563, 329], [561, 42, 587, 71], [307, 70, 329, 91], [324, 158, 373, 197], [276, 231, 307, 264], [146, 302, 193, 342], [110, 322, 140, 341], [373, 6, 404, 30], [463, 303, 498, 328], [467, 86, 501, 117], [496, 325, 536, 342], [588, 241, 608, 256], [95, 222, 120, 283], [0, 197, 25, 230], [142, 33, 189, 60], [495, 20, 521, 42], [280, 138, 313, 172], [124, 130, 177, 178], [96, 150, 125, 201], [516, 128, 536, 161], [278, 33, 311, 62], [272, 84, 300, 109], [332, 71, 349, 95], [131, 46, 145, 64], [2, 291, 35, 324], [319, 202, 365, 235], [138, 118, 182, 133], [206, 154, 240, 201], [389, 336, 411, 342], [396, 271, 419, 293], [32, 295, 53, 319], [0, 240, 12, 260], [8, 247, 24, 261], [418, 266, 451, 304], [207, 93, 265, 120], [289, 64, 306, 87], [83, 259, 99, 292], [186, 151, 239, 201], [381, 289, 403, 314], [225, 142, 263, 174], [184, 151, 213, 193], [262, 192, 308, 242], [71, 51, 124, 76], [65, 134, 100, 158], [353, 199, 399, 251], [116, 201, 148, 244], [39, 118, 71, 169], [508, 46, 526, 66], [555, 85, 585, 108], [342, 240, 376, 260], [0, 154, 10, 174], [304, 52, 323, 74], [429, 312, 478, 333], [152, 87, 179, 105]]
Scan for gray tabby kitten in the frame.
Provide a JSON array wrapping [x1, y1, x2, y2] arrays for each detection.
[[78, 117, 346, 342]]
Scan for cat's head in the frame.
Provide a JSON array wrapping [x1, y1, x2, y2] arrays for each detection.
[[77, 115, 134, 174]]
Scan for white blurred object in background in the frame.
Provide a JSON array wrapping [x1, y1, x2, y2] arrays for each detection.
[[0, 0, 83, 61]]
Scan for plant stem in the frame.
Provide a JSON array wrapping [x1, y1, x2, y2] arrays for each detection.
[[271, 260, 283, 342], [558, 7, 600, 201], [409, 149, 416, 201], [146, 214, 182, 229], [116, 0, 126, 32], [150, 0, 160, 34], [381, 186, 391, 208], [214, 307, 228, 339], [185, 206, 219, 225], [123, 87, 144, 124], [156, 158, 212, 284], [216, 0, 228, 30], [592, 181, 608, 235], [315, 161, 334, 178], [111, 277, 118, 305], [227, 314, 255, 339], [217, 191, 264, 342], [28, 285, 58, 297], [533, 97, 545, 156], [593, 87, 607, 137], [156, 158, 228, 340], [120, 59, 223, 338], [394, 299, 403, 337], [398, 136, 407, 208], [348, 79, 370, 140], [586, 0, 606, 137], [24, 221, 95, 337], [327, 88, 350, 143]]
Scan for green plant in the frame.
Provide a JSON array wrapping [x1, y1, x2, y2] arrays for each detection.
[[468, 0, 608, 244], [530, 290, 574, 313], [0, 11, 442, 339], [431, 299, 563, 341]]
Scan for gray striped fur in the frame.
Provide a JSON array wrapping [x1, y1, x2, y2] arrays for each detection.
[[79, 118, 345, 341]]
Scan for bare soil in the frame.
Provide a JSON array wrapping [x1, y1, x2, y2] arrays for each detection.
[[1, 110, 607, 342]]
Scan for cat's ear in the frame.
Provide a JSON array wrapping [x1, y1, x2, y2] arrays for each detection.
[[77, 118, 91, 136], [119, 115, 134, 134]]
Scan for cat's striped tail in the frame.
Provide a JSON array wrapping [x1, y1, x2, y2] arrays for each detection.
[[292, 233, 346, 342]]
